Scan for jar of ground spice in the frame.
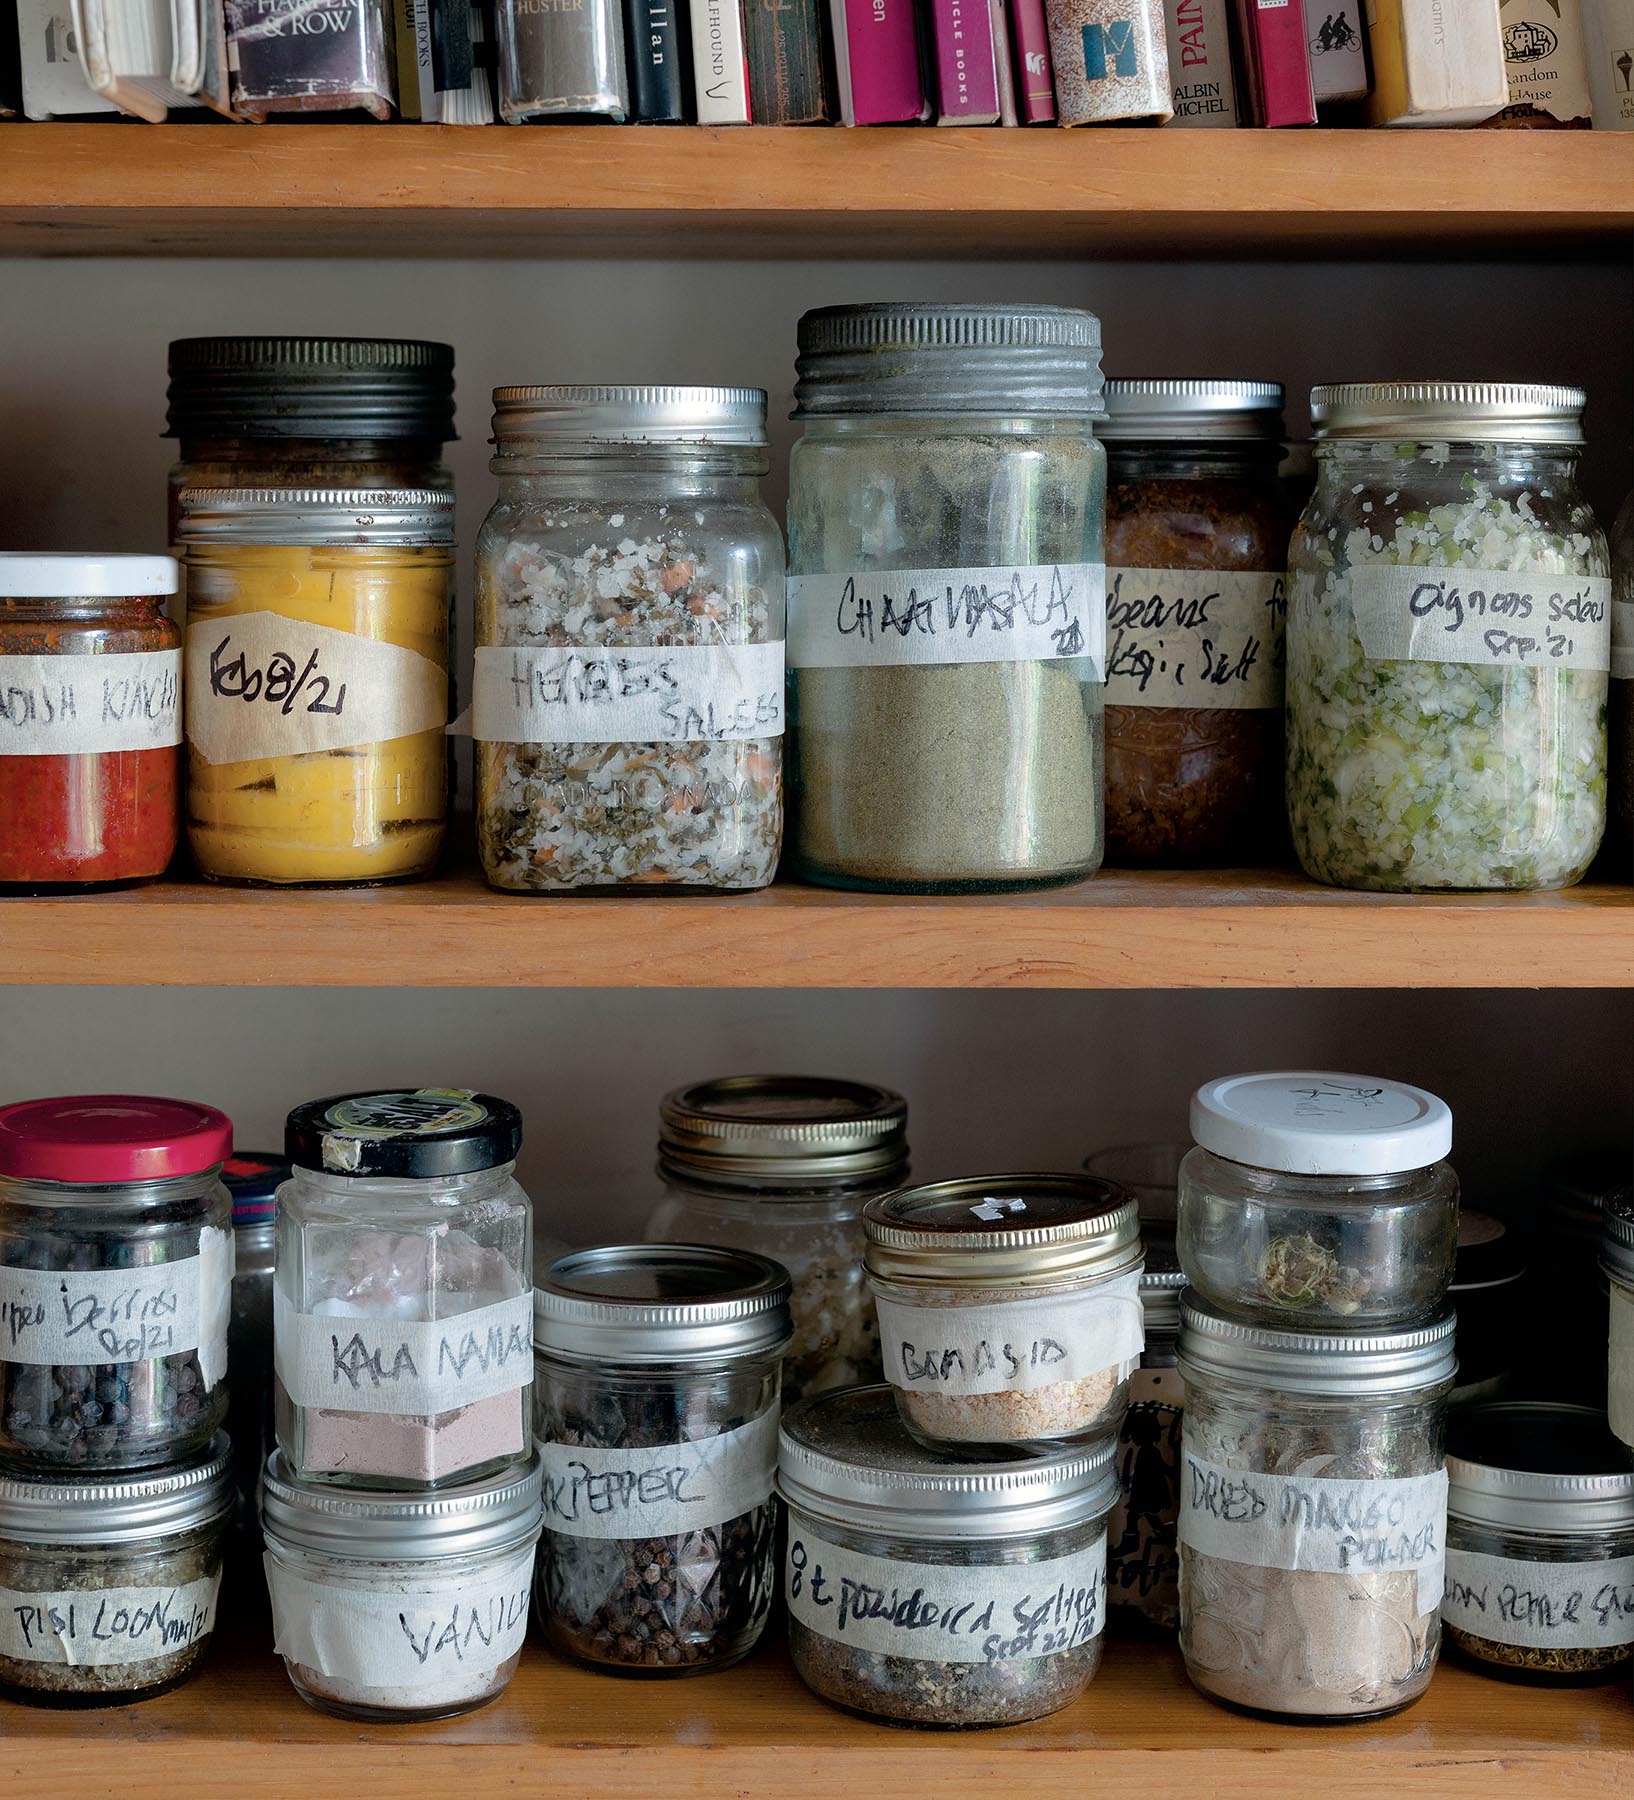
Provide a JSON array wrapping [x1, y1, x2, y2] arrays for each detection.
[[0, 1096, 233, 1475], [532, 1243, 791, 1675], [1442, 1402, 1634, 1685], [862, 1174, 1144, 1454], [779, 1385, 1116, 1727], [645, 1074, 909, 1402], [274, 1089, 533, 1488], [0, 1436, 232, 1707], [1100, 379, 1291, 864], [787, 303, 1107, 893]]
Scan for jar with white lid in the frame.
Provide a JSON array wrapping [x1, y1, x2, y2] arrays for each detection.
[[1177, 1298, 1456, 1720], [1600, 1194, 1634, 1449], [644, 1074, 909, 1402], [0, 1434, 232, 1707], [273, 1089, 533, 1489], [533, 1243, 792, 1676], [1442, 1402, 1634, 1685], [0, 1096, 234, 1474], [862, 1174, 1144, 1453], [779, 1384, 1116, 1727], [1178, 1071, 1458, 1328], [263, 1448, 543, 1722]]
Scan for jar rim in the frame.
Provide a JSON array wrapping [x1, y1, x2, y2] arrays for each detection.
[[1447, 1404, 1634, 1533], [0, 1435, 233, 1544], [1178, 1294, 1457, 1395]]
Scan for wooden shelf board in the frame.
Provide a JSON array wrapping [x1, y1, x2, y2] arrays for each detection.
[[3, 866, 1631, 988], [4, 125, 1634, 259]]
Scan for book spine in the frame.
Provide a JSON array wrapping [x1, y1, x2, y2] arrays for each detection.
[[625, 0, 690, 116], [743, 0, 831, 120], [838, 0, 926, 119], [930, 0, 1001, 118], [1008, 0, 1056, 118], [991, 0, 1019, 117], [442, 0, 498, 117], [391, 0, 425, 114], [1489, 0, 1591, 120], [691, 0, 750, 117], [1233, 0, 1317, 122], [1582, 0, 1634, 125], [1162, 0, 1238, 120], [495, 0, 629, 118], [1307, 0, 1368, 100], [1364, 0, 1506, 119], [1045, 0, 1173, 120]]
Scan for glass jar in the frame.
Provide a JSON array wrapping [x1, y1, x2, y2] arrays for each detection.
[[1610, 487, 1634, 859], [862, 1174, 1143, 1453], [533, 1243, 790, 1676], [1443, 1402, 1634, 1685], [1449, 1207, 1525, 1403], [274, 1089, 532, 1489], [1287, 382, 1609, 892], [1177, 1298, 1455, 1720], [1083, 1139, 1188, 1224], [645, 1074, 909, 1403], [1101, 379, 1292, 865], [263, 1449, 542, 1723], [786, 303, 1107, 894], [0, 1436, 232, 1707], [179, 487, 454, 886], [1178, 1071, 1458, 1328], [1544, 1149, 1629, 1405], [1600, 1192, 1634, 1450], [0, 554, 181, 887], [225, 1151, 287, 1528], [779, 1384, 1116, 1726], [473, 386, 784, 893], [0, 1096, 233, 1474]]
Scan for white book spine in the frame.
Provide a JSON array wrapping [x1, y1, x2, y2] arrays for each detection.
[[691, 0, 750, 120], [1583, 0, 1634, 123]]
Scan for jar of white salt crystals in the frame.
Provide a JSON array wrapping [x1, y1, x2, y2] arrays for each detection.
[[861, 1175, 1144, 1453], [274, 1089, 533, 1488], [263, 1448, 542, 1722]]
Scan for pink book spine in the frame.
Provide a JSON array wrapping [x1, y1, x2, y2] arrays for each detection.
[[1240, 0, 1316, 121], [1008, 0, 1056, 120], [844, 0, 928, 120], [930, 0, 1001, 118]]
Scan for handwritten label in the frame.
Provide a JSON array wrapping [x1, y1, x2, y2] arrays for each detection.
[[1609, 1282, 1634, 1449], [1612, 598, 1634, 681], [266, 1544, 534, 1690], [1105, 569, 1285, 709], [470, 641, 785, 744], [1348, 566, 1611, 672], [0, 1574, 219, 1667], [1443, 1548, 1634, 1650], [874, 1269, 1144, 1400], [1178, 1449, 1447, 1613], [274, 1289, 532, 1417], [786, 1528, 1105, 1663], [538, 1409, 778, 1539], [787, 564, 1107, 676], [184, 612, 447, 765], [1108, 1363, 1184, 1625], [0, 650, 181, 757]]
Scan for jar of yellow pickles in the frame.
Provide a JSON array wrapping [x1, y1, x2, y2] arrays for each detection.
[[178, 488, 453, 886]]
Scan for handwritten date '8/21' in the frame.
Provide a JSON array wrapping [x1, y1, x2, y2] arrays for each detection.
[[1407, 578, 1607, 662], [207, 632, 346, 717], [1105, 573, 1285, 696]]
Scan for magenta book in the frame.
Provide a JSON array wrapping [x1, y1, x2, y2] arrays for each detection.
[[929, 0, 1001, 120], [1008, 0, 1056, 120], [829, 0, 929, 121], [1233, 0, 1316, 121]]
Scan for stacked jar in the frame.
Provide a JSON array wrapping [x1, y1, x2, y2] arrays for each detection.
[[263, 1089, 542, 1722], [0, 1097, 237, 1706], [1174, 1072, 1460, 1720]]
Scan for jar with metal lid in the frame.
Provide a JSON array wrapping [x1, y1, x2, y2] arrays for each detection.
[[787, 303, 1108, 894], [1288, 382, 1608, 892], [533, 1243, 791, 1676], [225, 1152, 287, 1527], [1177, 1298, 1456, 1720], [0, 554, 181, 887], [1101, 378, 1292, 865], [263, 1448, 543, 1723], [179, 487, 453, 886], [0, 1096, 233, 1475], [1442, 1402, 1634, 1684], [274, 1089, 533, 1489], [1542, 1149, 1627, 1404], [862, 1174, 1143, 1453], [474, 386, 785, 893], [644, 1074, 909, 1403], [0, 1435, 232, 1706], [1178, 1071, 1459, 1328], [1448, 1208, 1525, 1403], [779, 1384, 1116, 1726], [1600, 1191, 1634, 1449]]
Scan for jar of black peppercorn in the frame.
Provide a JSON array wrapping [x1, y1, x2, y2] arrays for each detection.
[[532, 1243, 792, 1676]]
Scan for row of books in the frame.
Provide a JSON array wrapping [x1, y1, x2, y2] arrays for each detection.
[[6, 0, 1633, 125]]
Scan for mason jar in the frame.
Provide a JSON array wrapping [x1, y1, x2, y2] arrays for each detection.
[[1610, 486, 1634, 858], [263, 1449, 542, 1722], [779, 1384, 1116, 1727], [1601, 1193, 1634, 1450], [1178, 1071, 1458, 1329], [862, 1174, 1143, 1453], [532, 1244, 791, 1676], [1443, 1402, 1634, 1685], [787, 303, 1107, 893], [644, 1074, 908, 1403], [473, 386, 785, 893], [1546, 1150, 1628, 1404], [1177, 1298, 1456, 1720], [1100, 379, 1292, 865], [0, 1096, 233, 1474], [0, 1436, 232, 1707], [273, 1089, 533, 1489], [1287, 382, 1609, 892]]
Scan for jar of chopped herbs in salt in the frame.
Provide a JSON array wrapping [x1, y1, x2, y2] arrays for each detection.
[[1287, 381, 1609, 892]]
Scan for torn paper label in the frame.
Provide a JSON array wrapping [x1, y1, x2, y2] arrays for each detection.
[[1348, 566, 1610, 672], [0, 651, 181, 756], [1443, 1548, 1634, 1650], [1105, 568, 1285, 708], [0, 1574, 220, 1666]]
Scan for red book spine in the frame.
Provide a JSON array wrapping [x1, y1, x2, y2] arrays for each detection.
[[831, 0, 927, 120], [1233, 0, 1316, 122], [930, 0, 1001, 119], [1008, 0, 1056, 118]]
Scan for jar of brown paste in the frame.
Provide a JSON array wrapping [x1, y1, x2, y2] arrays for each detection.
[[1101, 380, 1291, 864]]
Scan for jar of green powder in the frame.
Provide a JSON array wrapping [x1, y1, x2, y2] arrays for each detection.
[[786, 304, 1108, 893]]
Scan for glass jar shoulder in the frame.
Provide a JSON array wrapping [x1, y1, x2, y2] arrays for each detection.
[[0, 599, 178, 658], [1183, 1379, 1448, 1478]]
